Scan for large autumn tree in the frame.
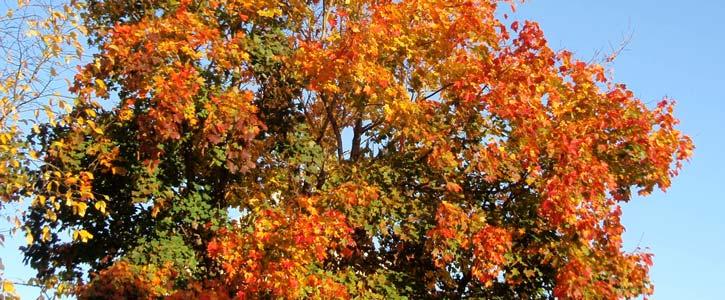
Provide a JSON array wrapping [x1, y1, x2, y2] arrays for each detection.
[[14, 0, 692, 299]]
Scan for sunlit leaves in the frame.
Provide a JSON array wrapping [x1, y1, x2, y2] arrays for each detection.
[[1, 280, 17, 299], [208, 201, 355, 298], [11, 0, 693, 299], [72, 229, 93, 243]]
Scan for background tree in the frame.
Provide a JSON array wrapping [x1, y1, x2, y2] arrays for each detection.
[[19, 0, 692, 299], [0, 0, 84, 297]]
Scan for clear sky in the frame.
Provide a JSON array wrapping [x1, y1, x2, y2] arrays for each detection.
[[3, 1, 724, 299]]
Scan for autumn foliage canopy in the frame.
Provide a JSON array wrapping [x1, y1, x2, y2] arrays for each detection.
[[2, 0, 692, 299]]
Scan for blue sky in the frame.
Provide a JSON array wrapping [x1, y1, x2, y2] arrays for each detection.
[[3, 0, 724, 298]]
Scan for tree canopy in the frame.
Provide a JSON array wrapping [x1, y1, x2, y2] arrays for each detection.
[[3, 0, 692, 299]]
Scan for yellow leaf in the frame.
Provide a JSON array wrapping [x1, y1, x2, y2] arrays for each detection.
[[74, 202, 88, 217], [25, 232, 33, 245], [42, 226, 51, 242], [46, 210, 57, 222], [84, 109, 97, 118], [94, 200, 106, 214], [257, 8, 282, 18], [2, 280, 15, 293], [94, 79, 107, 94], [73, 229, 93, 243]]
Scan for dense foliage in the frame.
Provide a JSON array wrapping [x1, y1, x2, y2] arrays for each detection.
[[6, 0, 693, 299]]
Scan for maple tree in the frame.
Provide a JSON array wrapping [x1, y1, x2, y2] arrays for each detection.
[[8, 0, 693, 299]]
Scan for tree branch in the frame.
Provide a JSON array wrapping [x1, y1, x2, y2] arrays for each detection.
[[419, 83, 453, 101], [321, 93, 343, 159]]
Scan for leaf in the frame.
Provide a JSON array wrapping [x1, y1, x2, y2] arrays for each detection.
[[94, 200, 107, 214], [74, 202, 88, 217], [41, 226, 51, 242], [73, 229, 93, 243], [2, 280, 15, 293], [25, 232, 33, 245], [94, 79, 107, 94], [445, 182, 462, 193], [257, 8, 282, 18]]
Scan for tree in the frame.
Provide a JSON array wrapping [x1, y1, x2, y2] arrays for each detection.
[[0, 0, 84, 297], [17, 0, 692, 299]]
